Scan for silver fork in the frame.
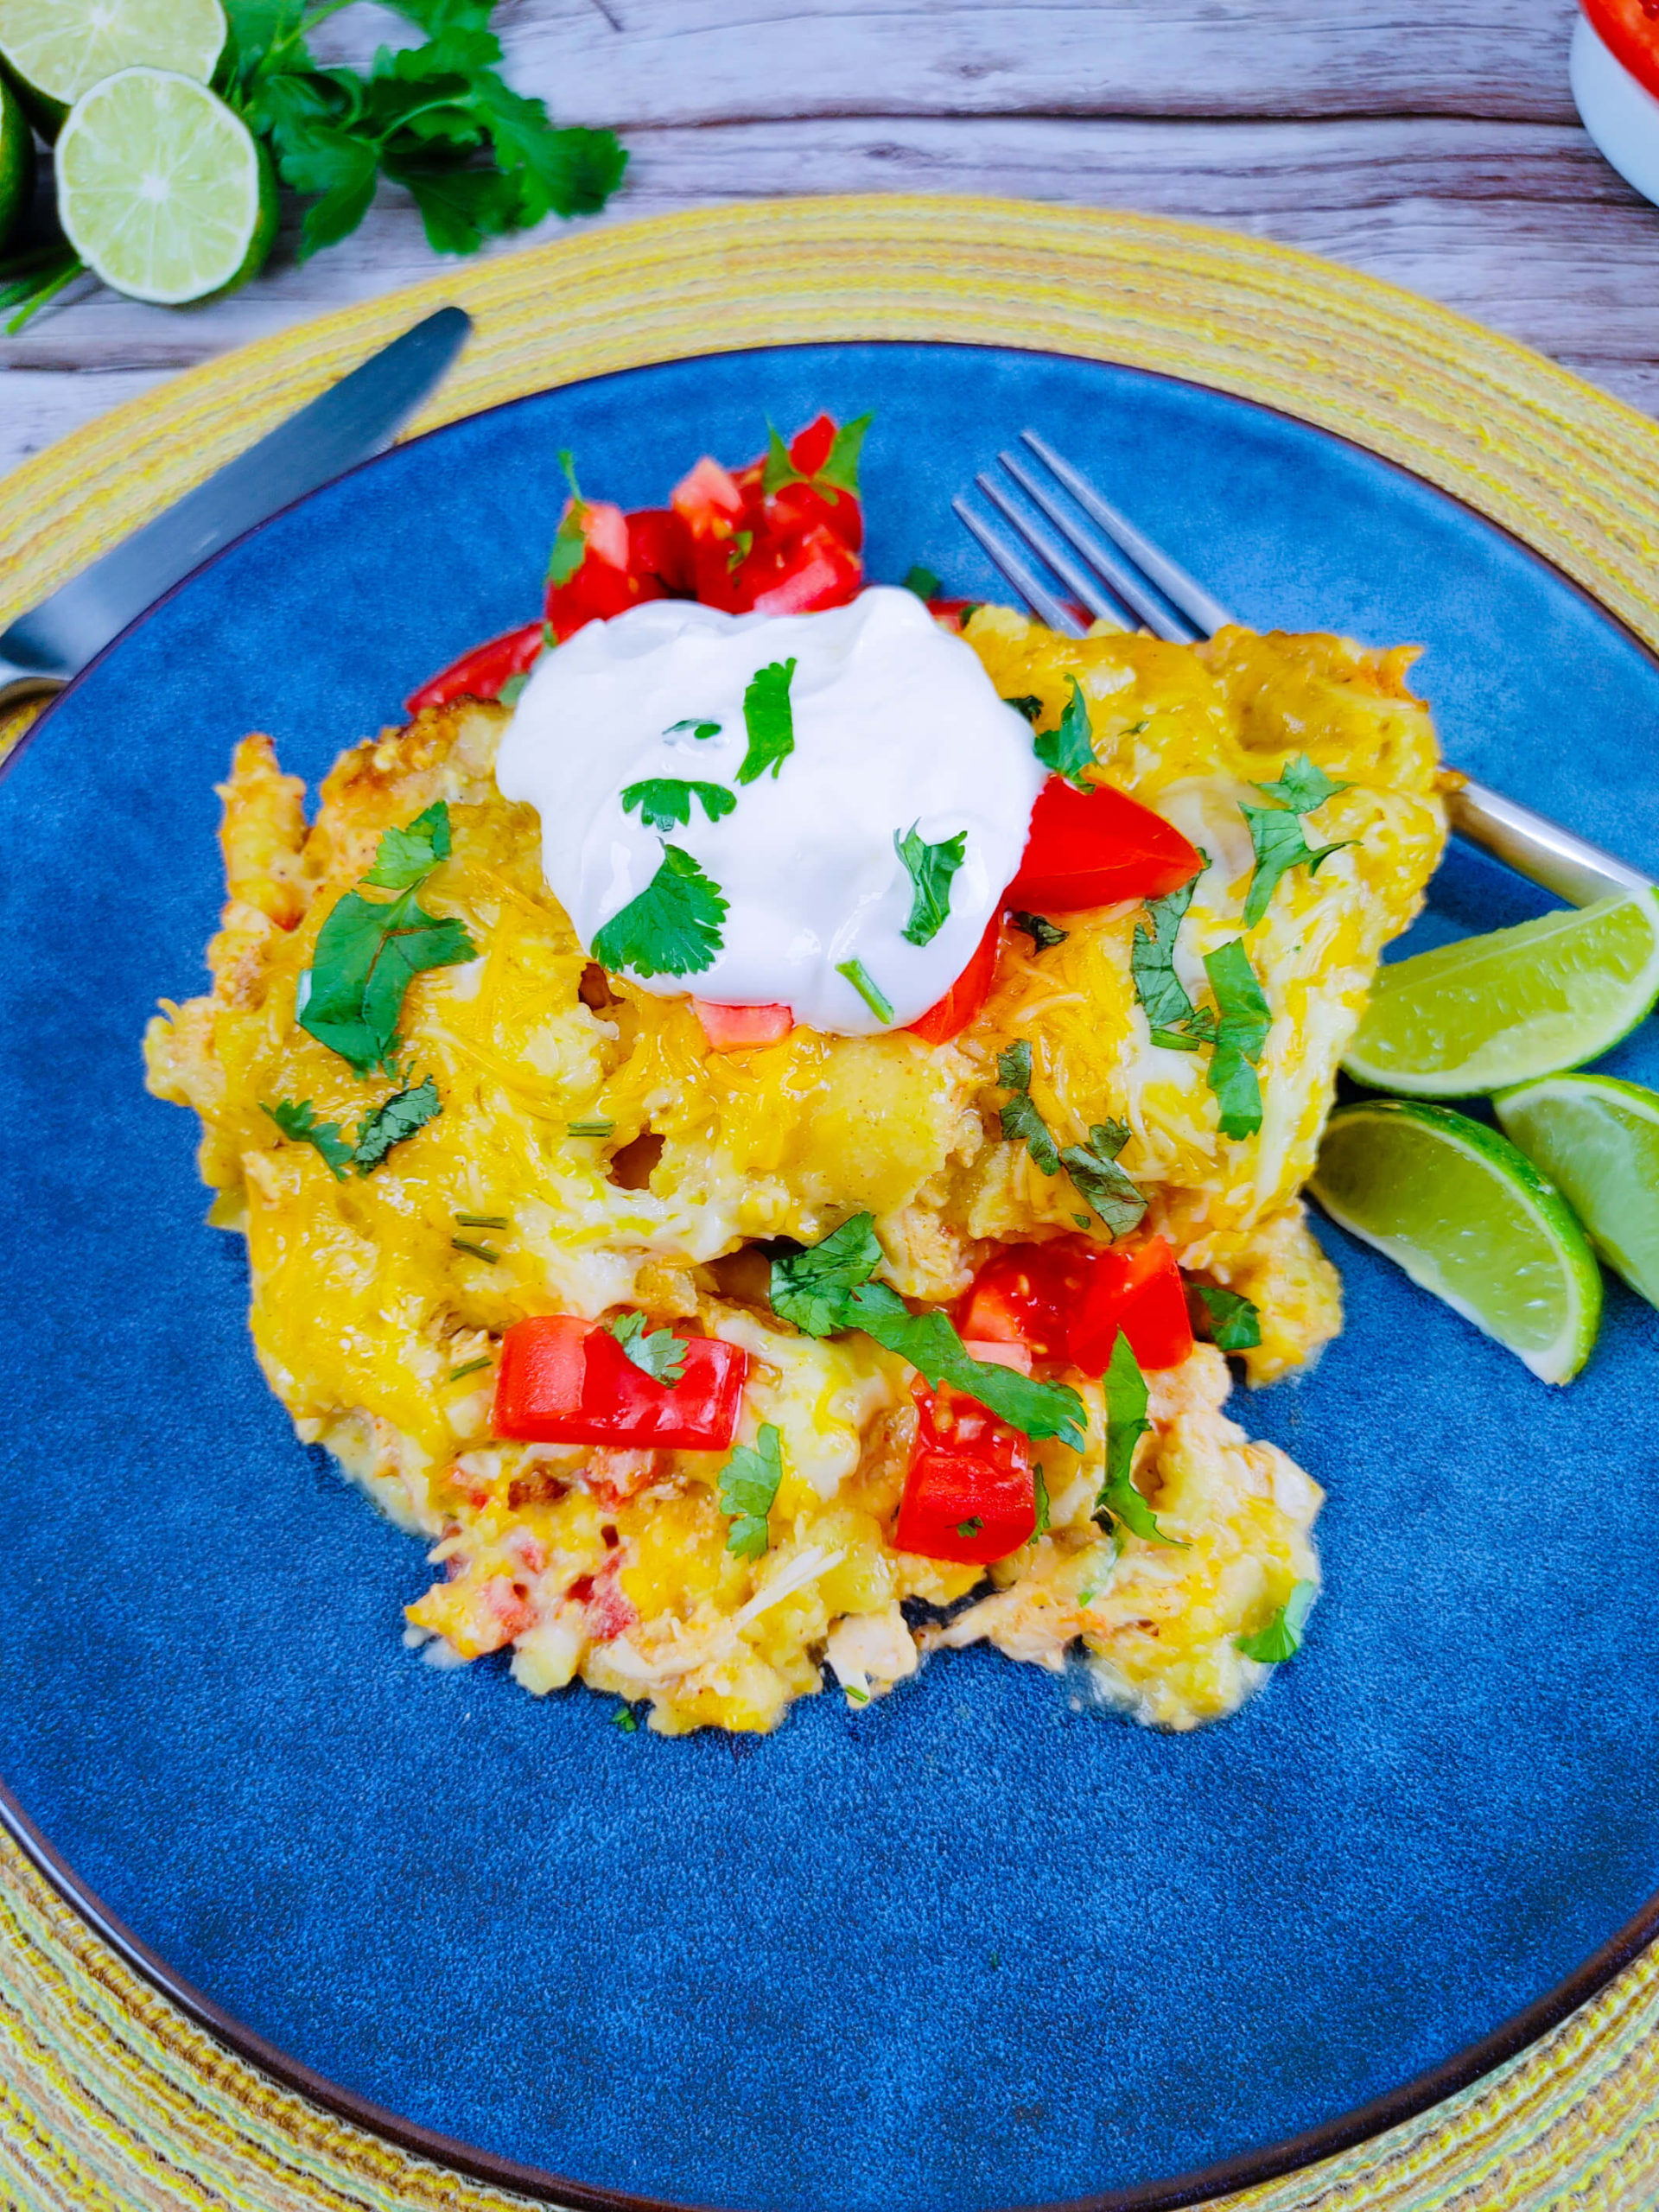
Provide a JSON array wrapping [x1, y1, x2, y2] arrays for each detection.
[[954, 430, 1652, 909]]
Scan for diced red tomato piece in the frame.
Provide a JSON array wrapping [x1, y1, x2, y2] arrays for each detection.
[[671, 455, 747, 537], [788, 412, 838, 479], [1005, 778, 1203, 912], [693, 1000, 793, 1049], [747, 526, 862, 616], [627, 506, 694, 595], [404, 620, 545, 715], [494, 1315, 748, 1450], [925, 597, 980, 634], [959, 1235, 1194, 1376], [1584, 0, 1659, 99], [766, 479, 862, 554], [907, 912, 1001, 1046], [895, 1384, 1035, 1566]]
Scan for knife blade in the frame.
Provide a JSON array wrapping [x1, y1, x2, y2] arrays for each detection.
[[0, 303, 472, 712]]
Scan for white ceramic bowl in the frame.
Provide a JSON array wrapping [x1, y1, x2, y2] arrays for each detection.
[[1572, 10, 1659, 208]]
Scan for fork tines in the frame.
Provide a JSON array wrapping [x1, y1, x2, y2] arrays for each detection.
[[952, 430, 1237, 643]]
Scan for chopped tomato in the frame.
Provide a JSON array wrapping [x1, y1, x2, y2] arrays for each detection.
[[907, 912, 1001, 1045], [627, 507, 694, 595], [694, 1000, 793, 1049], [494, 1315, 747, 1450], [544, 498, 665, 639], [671, 455, 747, 538], [787, 411, 838, 479], [894, 1384, 1035, 1566], [746, 525, 862, 615], [404, 619, 544, 715], [1006, 779, 1203, 912], [925, 596, 980, 634], [959, 1235, 1194, 1376], [1584, 0, 1659, 98]]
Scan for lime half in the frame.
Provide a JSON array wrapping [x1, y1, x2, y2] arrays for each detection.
[[1496, 1073, 1659, 1313], [1312, 1098, 1602, 1382], [56, 68, 274, 306], [1344, 890, 1659, 1097], [0, 0, 226, 130]]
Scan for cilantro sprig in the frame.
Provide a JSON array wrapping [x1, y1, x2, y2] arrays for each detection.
[[545, 451, 589, 588], [895, 825, 967, 948], [736, 659, 798, 785], [621, 779, 737, 832], [761, 415, 873, 499], [768, 1214, 1087, 1450], [299, 803, 474, 1074], [1011, 911, 1068, 951], [591, 843, 728, 978], [720, 1424, 785, 1558], [1033, 677, 1096, 788], [605, 1312, 689, 1385], [1129, 861, 1271, 1140], [997, 1044, 1147, 1237], [1096, 1332, 1185, 1548], [1236, 1579, 1318, 1663], [1240, 754, 1355, 928], [264, 1075, 442, 1179], [218, 2, 627, 263], [1190, 1283, 1263, 1352]]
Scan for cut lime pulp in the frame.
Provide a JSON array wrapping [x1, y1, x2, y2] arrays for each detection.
[[1343, 890, 1659, 1096], [55, 67, 274, 307], [1311, 1098, 1602, 1382], [0, 0, 225, 130], [1496, 1072, 1659, 1313]]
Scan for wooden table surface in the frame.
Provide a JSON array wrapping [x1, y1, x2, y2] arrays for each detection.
[[2, 0, 1656, 483]]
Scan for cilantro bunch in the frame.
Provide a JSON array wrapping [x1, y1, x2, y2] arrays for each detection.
[[219, 0, 627, 260]]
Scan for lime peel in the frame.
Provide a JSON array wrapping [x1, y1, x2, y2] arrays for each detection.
[[1312, 1098, 1602, 1383], [1344, 889, 1659, 1097], [1496, 1072, 1659, 1314]]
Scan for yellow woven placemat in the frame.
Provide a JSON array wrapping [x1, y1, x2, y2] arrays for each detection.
[[4, 196, 1659, 2212]]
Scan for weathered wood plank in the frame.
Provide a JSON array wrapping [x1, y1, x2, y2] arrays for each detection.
[[322, 0, 1583, 125]]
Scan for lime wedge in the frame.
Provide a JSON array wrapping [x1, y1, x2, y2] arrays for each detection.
[[55, 67, 274, 307], [0, 0, 226, 127], [1311, 1098, 1602, 1382], [0, 67, 35, 250], [1496, 1073, 1659, 1312], [1343, 890, 1659, 1096]]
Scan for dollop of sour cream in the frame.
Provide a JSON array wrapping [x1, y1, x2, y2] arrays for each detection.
[[495, 585, 1045, 1033]]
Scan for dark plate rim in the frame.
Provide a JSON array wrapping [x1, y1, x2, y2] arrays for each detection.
[[7, 334, 1658, 2212]]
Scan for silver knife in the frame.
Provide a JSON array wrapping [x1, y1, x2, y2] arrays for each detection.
[[0, 303, 472, 714]]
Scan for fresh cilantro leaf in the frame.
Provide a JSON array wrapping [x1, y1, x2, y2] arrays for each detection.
[[1191, 1283, 1263, 1352], [613, 1704, 639, 1732], [844, 1281, 1088, 1449], [1095, 1332, 1185, 1548], [1131, 868, 1203, 1034], [497, 670, 531, 707], [956, 1516, 984, 1537], [664, 718, 721, 739], [219, 0, 311, 85], [1033, 677, 1096, 788], [836, 958, 894, 1024], [1011, 910, 1067, 950], [720, 1423, 784, 1557], [736, 658, 797, 785], [817, 413, 873, 495], [1203, 939, 1270, 1140], [384, 153, 521, 257], [1256, 755, 1349, 815], [894, 824, 967, 947], [263, 1097, 353, 1180], [352, 1076, 442, 1172], [591, 843, 727, 979], [605, 1311, 689, 1384], [546, 450, 588, 586], [1236, 1578, 1318, 1663], [769, 1214, 1086, 1448], [725, 528, 754, 574], [904, 564, 941, 601], [1240, 804, 1356, 929], [998, 1041, 1060, 1175], [769, 1213, 886, 1338], [621, 779, 737, 832], [1033, 1463, 1050, 1537], [301, 887, 476, 1074], [362, 801, 452, 889], [1003, 695, 1044, 724], [761, 423, 799, 496], [1058, 1122, 1147, 1239], [278, 124, 380, 258]]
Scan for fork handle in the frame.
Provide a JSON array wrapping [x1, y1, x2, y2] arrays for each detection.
[[1448, 776, 1654, 908]]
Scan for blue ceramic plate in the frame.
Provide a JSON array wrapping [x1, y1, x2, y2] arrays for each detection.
[[3, 342, 1659, 2212]]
